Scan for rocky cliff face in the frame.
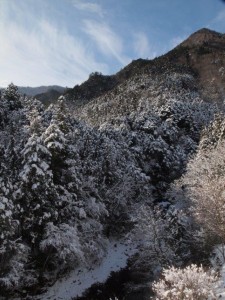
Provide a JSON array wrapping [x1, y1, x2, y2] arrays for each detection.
[[171, 28, 225, 103]]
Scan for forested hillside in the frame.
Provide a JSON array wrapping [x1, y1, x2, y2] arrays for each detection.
[[1, 28, 225, 299]]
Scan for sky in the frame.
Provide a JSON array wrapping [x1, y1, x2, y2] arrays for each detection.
[[1, 0, 225, 88]]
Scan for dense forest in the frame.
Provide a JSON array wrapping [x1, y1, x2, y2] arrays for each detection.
[[2, 28, 225, 299]]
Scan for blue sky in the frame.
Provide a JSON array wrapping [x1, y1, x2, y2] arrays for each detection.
[[0, 0, 225, 87]]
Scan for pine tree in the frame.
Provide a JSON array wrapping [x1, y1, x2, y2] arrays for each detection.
[[2, 83, 21, 111], [14, 134, 57, 246]]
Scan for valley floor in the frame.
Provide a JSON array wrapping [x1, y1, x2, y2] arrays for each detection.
[[36, 239, 136, 300]]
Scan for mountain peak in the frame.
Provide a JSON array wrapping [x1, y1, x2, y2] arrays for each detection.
[[194, 28, 220, 35], [180, 28, 224, 47]]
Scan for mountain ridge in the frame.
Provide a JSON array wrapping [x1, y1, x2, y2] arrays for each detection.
[[180, 27, 224, 47], [0, 28, 225, 299], [64, 28, 225, 116], [18, 85, 66, 96]]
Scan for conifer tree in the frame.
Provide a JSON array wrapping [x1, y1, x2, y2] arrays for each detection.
[[2, 83, 21, 111], [14, 133, 57, 246]]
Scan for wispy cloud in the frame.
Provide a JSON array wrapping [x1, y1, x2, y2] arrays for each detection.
[[206, 8, 225, 30], [213, 9, 225, 23], [71, 0, 104, 17], [83, 20, 130, 65], [133, 32, 156, 59], [0, 1, 107, 87]]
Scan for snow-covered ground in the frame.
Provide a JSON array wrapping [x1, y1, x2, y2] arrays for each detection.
[[216, 263, 225, 299], [211, 246, 225, 299], [36, 239, 136, 300]]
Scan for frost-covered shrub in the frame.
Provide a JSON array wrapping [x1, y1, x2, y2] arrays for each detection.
[[131, 205, 191, 273], [40, 223, 83, 269], [152, 264, 217, 300], [199, 114, 225, 150], [171, 141, 225, 245]]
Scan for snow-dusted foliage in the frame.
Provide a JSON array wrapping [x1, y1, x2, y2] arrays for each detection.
[[210, 245, 225, 299], [199, 114, 225, 150], [14, 133, 58, 246], [44, 122, 66, 153], [0, 242, 37, 291], [2, 83, 22, 111], [152, 264, 217, 300], [164, 116, 225, 300], [170, 140, 225, 246], [0, 76, 220, 298], [131, 204, 191, 275], [0, 178, 14, 242], [40, 222, 83, 268]]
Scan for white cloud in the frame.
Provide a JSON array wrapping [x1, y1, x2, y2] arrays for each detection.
[[83, 20, 130, 65], [0, 1, 108, 87], [133, 32, 156, 59], [71, 0, 104, 17]]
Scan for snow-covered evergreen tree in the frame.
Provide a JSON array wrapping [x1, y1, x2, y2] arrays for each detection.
[[14, 133, 57, 246], [40, 222, 83, 270], [2, 83, 21, 111]]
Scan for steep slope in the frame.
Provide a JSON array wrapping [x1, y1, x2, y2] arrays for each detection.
[[65, 72, 118, 107], [65, 28, 225, 125], [1, 29, 225, 300], [64, 60, 152, 108], [167, 28, 225, 102], [180, 28, 224, 47]]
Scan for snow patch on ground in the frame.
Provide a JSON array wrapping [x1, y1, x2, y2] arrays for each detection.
[[211, 245, 225, 299], [36, 239, 136, 300], [216, 263, 225, 299]]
